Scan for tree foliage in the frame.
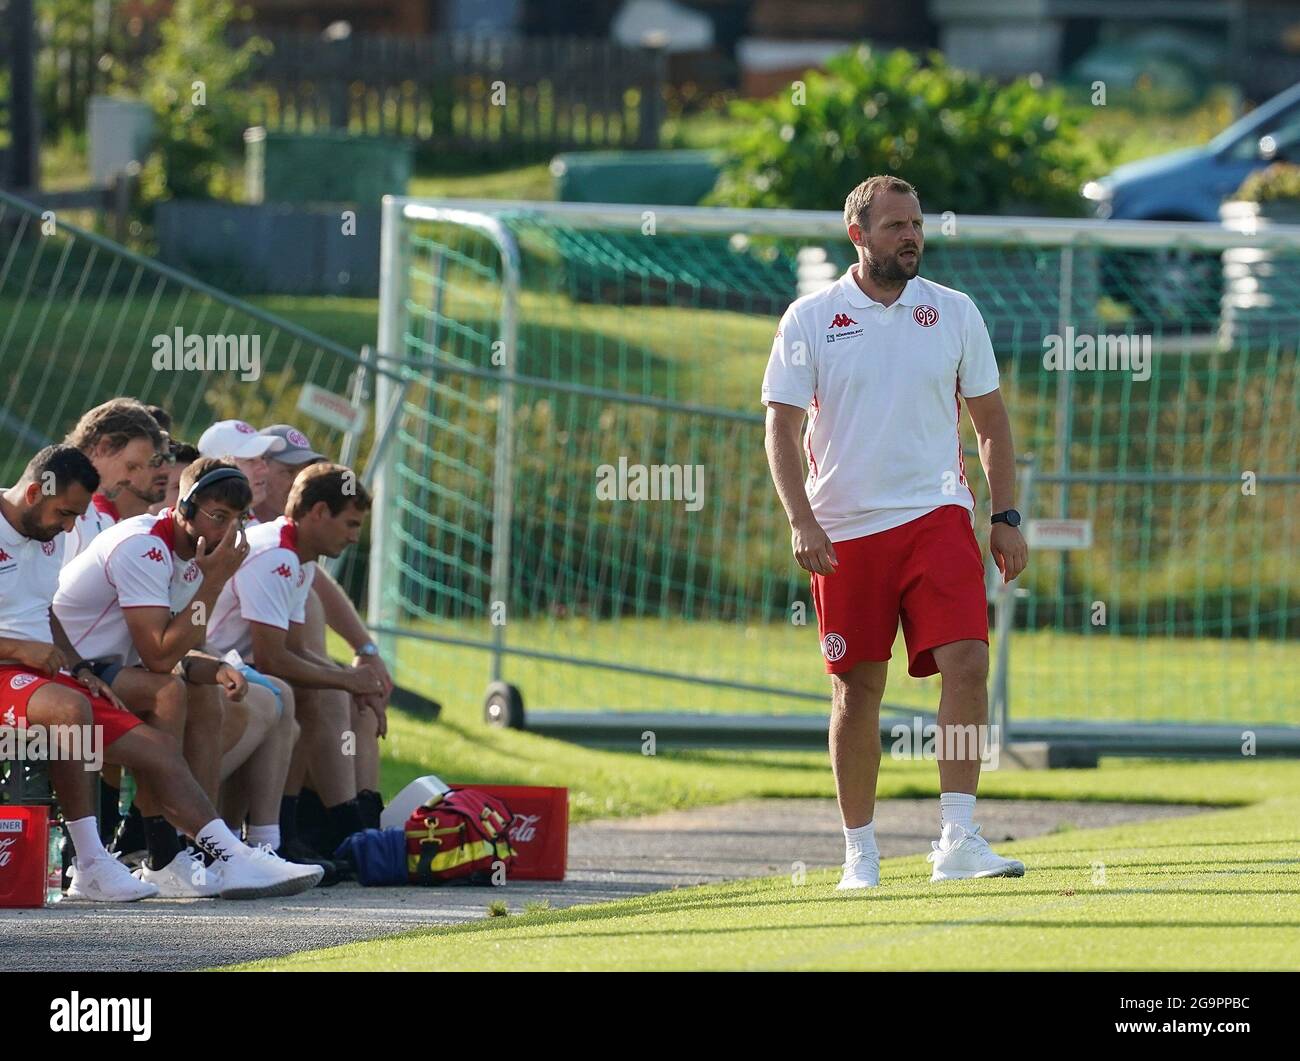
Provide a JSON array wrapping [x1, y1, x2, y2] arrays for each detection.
[[708, 47, 1109, 217]]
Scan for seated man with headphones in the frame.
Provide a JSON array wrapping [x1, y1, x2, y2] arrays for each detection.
[[54, 458, 318, 897]]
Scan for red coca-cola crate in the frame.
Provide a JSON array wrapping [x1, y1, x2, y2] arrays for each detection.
[[0, 805, 51, 908], [449, 784, 567, 880]]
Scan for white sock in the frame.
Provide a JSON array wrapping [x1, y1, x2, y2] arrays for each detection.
[[194, 818, 251, 863], [65, 815, 109, 868], [940, 792, 976, 832], [246, 824, 280, 850], [843, 820, 877, 858]]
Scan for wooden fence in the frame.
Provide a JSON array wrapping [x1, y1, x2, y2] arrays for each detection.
[[33, 25, 666, 154], [237, 29, 666, 153]]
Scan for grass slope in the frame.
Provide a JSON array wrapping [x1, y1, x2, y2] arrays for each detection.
[[235, 760, 1300, 971]]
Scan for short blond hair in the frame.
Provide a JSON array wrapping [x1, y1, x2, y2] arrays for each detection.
[[843, 175, 918, 229]]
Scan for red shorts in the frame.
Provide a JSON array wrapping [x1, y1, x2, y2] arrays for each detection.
[[0, 666, 142, 747], [810, 505, 989, 678]]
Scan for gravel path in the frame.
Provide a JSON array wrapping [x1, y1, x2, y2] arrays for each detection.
[[0, 798, 1204, 970]]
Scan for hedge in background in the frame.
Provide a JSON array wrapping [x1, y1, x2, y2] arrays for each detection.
[[709, 46, 1110, 217]]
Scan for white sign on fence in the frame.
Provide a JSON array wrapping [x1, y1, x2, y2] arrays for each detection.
[[1026, 519, 1093, 550], [296, 383, 367, 435]]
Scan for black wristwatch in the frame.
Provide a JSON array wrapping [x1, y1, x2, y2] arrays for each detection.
[[991, 509, 1022, 528], [70, 659, 95, 680]]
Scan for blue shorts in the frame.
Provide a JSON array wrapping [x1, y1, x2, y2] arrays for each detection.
[[237, 664, 284, 717]]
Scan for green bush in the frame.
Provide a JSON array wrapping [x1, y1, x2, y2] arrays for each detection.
[[137, 0, 268, 203], [1234, 162, 1300, 204], [708, 46, 1109, 217]]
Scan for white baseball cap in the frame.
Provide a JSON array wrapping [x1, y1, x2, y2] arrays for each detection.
[[198, 419, 287, 459]]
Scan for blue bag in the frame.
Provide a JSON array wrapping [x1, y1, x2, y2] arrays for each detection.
[[334, 827, 408, 886]]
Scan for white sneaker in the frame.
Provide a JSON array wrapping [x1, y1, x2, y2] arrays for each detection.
[[836, 844, 880, 890], [66, 857, 160, 902], [134, 849, 222, 898], [215, 843, 324, 900], [926, 823, 1025, 882]]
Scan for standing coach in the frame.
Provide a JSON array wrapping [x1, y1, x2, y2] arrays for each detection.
[[762, 176, 1030, 890]]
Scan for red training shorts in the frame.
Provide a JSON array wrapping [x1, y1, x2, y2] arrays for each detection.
[[810, 505, 989, 678], [0, 666, 142, 747]]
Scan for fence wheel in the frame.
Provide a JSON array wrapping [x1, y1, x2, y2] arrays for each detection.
[[483, 681, 525, 729]]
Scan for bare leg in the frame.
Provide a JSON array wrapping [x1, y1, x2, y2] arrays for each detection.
[[930, 639, 989, 795], [109, 669, 187, 819], [350, 698, 381, 792], [286, 686, 355, 805], [182, 682, 224, 804], [25, 684, 97, 821], [829, 660, 889, 829], [238, 677, 297, 829], [303, 590, 381, 793], [219, 685, 275, 781], [104, 726, 223, 839]]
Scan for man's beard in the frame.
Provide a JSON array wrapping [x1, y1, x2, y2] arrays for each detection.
[[866, 247, 920, 286], [19, 509, 61, 542], [120, 482, 160, 507]]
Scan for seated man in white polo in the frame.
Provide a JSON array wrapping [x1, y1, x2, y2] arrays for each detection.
[[62, 398, 169, 563], [54, 460, 318, 896], [206, 462, 385, 865], [253, 424, 392, 841], [2, 445, 321, 901]]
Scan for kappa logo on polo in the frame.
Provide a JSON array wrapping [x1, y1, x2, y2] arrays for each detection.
[[0, 549, 11, 563], [9, 674, 38, 691], [272, 563, 293, 579], [822, 633, 847, 663], [825, 312, 865, 344], [142, 547, 166, 563]]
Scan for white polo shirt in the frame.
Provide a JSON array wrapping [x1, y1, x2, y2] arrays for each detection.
[[0, 505, 65, 643], [761, 267, 1000, 541], [206, 517, 316, 663], [62, 493, 121, 565], [53, 509, 204, 665]]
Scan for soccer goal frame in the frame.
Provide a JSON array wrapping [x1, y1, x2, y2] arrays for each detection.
[[371, 195, 1300, 757]]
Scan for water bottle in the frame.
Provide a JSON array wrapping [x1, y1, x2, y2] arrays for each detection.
[[46, 821, 64, 905], [118, 770, 136, 817]]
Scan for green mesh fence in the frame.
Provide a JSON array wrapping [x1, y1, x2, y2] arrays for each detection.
[[373, 201, 1299, 740], [0, 188, 386, 599]]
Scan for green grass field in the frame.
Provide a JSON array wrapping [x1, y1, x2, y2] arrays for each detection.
[[360, 608, 1296, 829], [236, 754, 1300, 971], [375, 619, 1299, 734]]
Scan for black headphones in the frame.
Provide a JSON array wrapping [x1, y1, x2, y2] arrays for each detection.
[[177, 467, 250, 520]]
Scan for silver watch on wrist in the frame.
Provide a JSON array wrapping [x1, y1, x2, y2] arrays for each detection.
[[355, 641, 379, 657]]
